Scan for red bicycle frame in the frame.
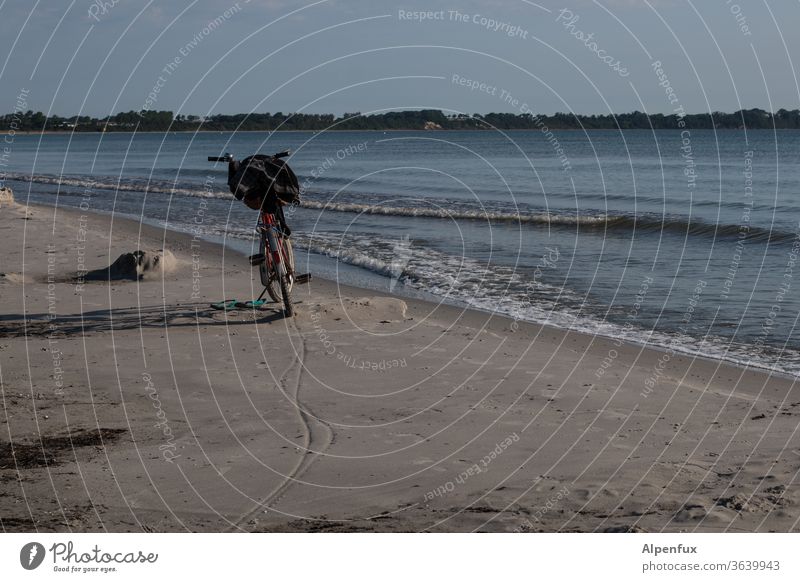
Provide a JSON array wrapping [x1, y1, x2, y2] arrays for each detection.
[[260, 211, 279, 268]]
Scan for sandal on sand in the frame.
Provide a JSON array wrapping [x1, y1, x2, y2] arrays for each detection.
[[235, 299, 267, 309], [210, 299, 238, 311]]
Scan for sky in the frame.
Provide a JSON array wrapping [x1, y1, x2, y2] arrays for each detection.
[[1, 0, 798, 117]]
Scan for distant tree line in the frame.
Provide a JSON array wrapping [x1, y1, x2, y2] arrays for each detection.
[[3, 108, 800, 132]]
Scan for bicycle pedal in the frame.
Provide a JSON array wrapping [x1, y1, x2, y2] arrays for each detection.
[[295, 273, 312, 285], [249, 253, 265, 266]]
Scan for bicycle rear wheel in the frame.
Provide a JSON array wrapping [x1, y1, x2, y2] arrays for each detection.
[[259, 231, 281, 303], [260, 231, 294, 310]]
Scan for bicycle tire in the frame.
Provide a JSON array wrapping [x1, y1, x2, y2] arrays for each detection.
[[279, 264, 293, 317], [259, 231, 281, 303], [278, 236, 294, 317], [260, 230, 295, 307], [283, 237, 295, 283]]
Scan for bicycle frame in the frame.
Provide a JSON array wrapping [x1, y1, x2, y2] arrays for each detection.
[[258, 210, 291, 277], [259, 211, 281, 269]]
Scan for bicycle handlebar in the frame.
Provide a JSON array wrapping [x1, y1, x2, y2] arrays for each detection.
[[207, 150, 291, 163]]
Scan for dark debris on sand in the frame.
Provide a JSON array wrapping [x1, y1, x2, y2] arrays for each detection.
[[0, 428, 127, 470]]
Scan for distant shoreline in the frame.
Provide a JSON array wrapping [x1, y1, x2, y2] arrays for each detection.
[[12, 127, 800, 136], [4, 108, 799, 133]]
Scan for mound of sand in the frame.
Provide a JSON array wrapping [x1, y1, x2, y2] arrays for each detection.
[[84, 249, 177, 281], [0, 187, 15, 207], [0, 272, 32, 284]]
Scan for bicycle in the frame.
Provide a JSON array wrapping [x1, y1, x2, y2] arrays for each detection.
[[208, 150, 308, 317]]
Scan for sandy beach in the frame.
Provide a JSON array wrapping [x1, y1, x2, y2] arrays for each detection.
[[1, 197, 799, 533]]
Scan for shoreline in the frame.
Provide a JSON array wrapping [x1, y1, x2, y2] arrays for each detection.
[[2, 198, 799, 532], [10, 128, 799, 136], [28, 198, 800, 383]]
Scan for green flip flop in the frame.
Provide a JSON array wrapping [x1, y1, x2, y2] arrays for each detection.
[[210, 299, 239, 311], [235, 299, 267, 309]]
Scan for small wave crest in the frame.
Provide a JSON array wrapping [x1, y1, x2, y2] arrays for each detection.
[[300, 199, 610, 226], [6, 172, 226, 199], [302, 199, 796, 243]]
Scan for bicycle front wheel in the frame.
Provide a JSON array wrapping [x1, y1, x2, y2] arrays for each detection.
[[279, 263, 293, 317]]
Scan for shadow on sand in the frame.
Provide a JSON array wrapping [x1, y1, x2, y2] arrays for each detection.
[[0, 302, 287, 339]]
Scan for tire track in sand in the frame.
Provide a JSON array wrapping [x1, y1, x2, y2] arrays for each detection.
[[230, 324, 335, 531]]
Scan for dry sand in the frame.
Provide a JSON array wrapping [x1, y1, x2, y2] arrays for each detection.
[[1, 200, 799, 532]]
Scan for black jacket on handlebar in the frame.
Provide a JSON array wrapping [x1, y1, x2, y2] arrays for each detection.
[[227, 155, 301, 213]]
